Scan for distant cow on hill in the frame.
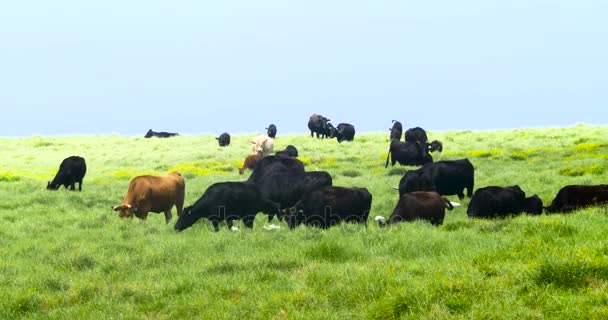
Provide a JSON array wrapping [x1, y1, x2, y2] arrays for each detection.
[[385, 141, 433, 167], [544, 185, 608, 214], [404, 127, 428, 143], [251, 135, 274, 157], [330, 123, 355, 143], [377, 191, 454, 226], [144, 129, 179, 138], [266, 124, 277, 138], [216, 133, 231, 147], [47, 156, 87, 191], [308, 114, 331, 138], [111, 172, 185, 224], [389, 120, 403, 142]]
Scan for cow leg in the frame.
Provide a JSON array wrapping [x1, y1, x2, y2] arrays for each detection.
[[69, 183, 75, 191], [78, 180, 83, 191], [457, 191, 465, 200], [164, 210, 172, 224], [226, 219, 233, 230], [211, 219, 220, 232], [244, 215, 255, 228], [267, 213, 275, 222]]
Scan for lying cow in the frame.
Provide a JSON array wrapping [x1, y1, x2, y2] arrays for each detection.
[[523, 194, 543, 215], [216, 132, 231, 147], [144, 129, 179, 138], [385, 141, 433, 167], [389, 120, 403, 142], [398, 158, 475, 199], [544, 185, 608, 214], [174, 182, 280, 232], [112, 172, 185, 224], [377, 191, 453, 226], [275, 145, 299, 157], [47, 156, 87, 191], [238, 154, 262, 175], [283, 186, 371, 229], [251, 135, 275, 156], [266, 124, 277, 138]]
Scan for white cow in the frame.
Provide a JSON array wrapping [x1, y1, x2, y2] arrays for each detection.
[[251, 135, 274, 157]]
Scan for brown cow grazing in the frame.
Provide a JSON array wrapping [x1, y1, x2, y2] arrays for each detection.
[[111, 172, 185, 224], [239, 154, 262, 174], [377, 191, 454, 226], [545, 184, 608, 214]]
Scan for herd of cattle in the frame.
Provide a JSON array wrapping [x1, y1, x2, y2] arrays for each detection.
[[45, 115, 608, 231]]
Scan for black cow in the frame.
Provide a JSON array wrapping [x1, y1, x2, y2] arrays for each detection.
[[266, 124, 277, 138], [247, 155, 305, 184], [284, 186, 372, 229], [385, 141, 433, 167], [523, 195, 544, 215], [544, 185, 608, 214], [389, 120, 403, 142], [255, 171, 333, 221], [144, 129, 179, 138], [405, 127, 428, 143], [47, 156, 87, 191], [216, 132, 231, 147], [398, 158, 474, 199], [308, 114, 331, 138], [275, 145, 299, 157], [330, 123, 356, 143], [378, 191, 453, 226], [174, 182, 280, 232], [467, 185, 526, 218]]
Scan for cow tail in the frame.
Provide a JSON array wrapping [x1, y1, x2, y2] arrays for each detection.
[[444, 198, 454, 210], [385, 146, 391, 169]]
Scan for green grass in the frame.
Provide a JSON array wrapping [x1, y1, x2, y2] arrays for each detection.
[[1, 124, 608, 319]]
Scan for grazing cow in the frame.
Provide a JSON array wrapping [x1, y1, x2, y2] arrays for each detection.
[[377, 191, 453, 226], [275, 145, 299, 157], [144, 129, 179, 138], [467, 185, 526, 218], [174, 182, 280, 232], [389, 120, 403, 142], [247, 155, 305, 184], [544, 185, 608, 214], [308, 114, 331, 138], [238, 154, 262, 175], [330, 123, 356, 143], [398, 158, 474, 199], [523, 195, 543, 215], [283, 186, 372, 229], [251, 135, 275, 156], [405, 127, 428, 143], [216, 132, 231, 147], [47, 156, 87, 191], [112, 172, 185, 224], [266, 124, 277, 138], [385, 141, 433, 167], [255, 171, 333, 221]]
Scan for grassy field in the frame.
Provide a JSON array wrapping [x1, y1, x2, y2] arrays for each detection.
[[1, 124, 608, 319]]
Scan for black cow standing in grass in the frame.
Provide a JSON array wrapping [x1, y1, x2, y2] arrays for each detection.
[[398, 158, 474, 199], [385, 141, 433, 167], [308, 114, 332, 138], [144, 129, 179, 138], [544, 185, 608, 213], [47, 156, 87, 191], [216, 132, 231, 147], [247, 155, 305, 184], [283, 186, 372, 229], [266, 124, 277, 138], [377, 191, 454, 226], [466, 185, 527, 218], [389, 120, 403, 142], [330, 123, 356, 143], [174, 182, 280, 232]]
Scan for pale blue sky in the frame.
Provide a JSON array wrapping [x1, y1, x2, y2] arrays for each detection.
[[1, 1, 606, 137]]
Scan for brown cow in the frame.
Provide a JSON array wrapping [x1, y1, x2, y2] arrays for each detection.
[[239, 154, 262, 174], [111, 172, 185, 224]]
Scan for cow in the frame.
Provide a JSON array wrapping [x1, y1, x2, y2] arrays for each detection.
[[47, 156, 87, 191], [144, 129, 179, 138], [389, 120, 403, 142], [266, 124, 277, 138], [216, 132, 231, 147], [467, 185, 526, 218], [404, 127, 428, 143], [329, 123, 355, 143], [111, 172, 185, 224], [385, 141, 433, 168], [275, 145, 299, 157], [251, 135, 275, 157], [254, 171, 333, 221], [174, 182, 280, 232], [523, 195, 543, 215], [283, 186, 372, 229], [398, 158, 474, 199], [376, 191, 454, 226], [238, 154, 262, 175], [247, 155, 305, 184], [544, 185, 608, 214], [308, 114, 331, 138]]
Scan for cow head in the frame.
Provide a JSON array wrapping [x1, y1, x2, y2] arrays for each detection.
[[112, 204, 135, 218], [174, 206, 199, 231], [428, 140, 443, 153], [144, 129, 154, 138], [46, 181, 60, 190]]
